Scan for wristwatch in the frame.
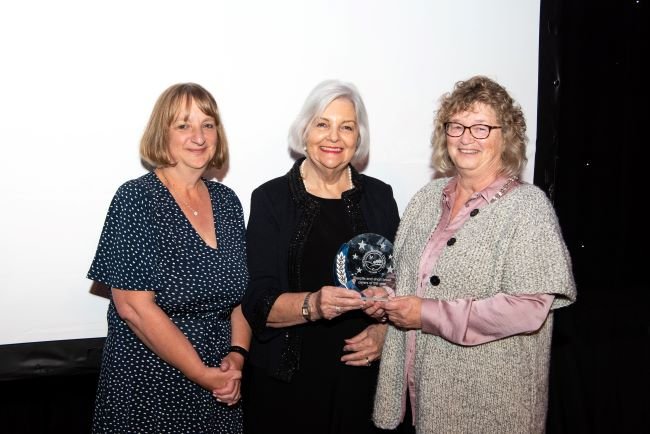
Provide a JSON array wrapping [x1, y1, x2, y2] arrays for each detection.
[[301, 292, 313, 321]]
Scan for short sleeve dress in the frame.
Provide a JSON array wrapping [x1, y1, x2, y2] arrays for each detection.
[[87, 172, 248, 434]]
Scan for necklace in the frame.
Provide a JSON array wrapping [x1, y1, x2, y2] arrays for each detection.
[[489, 176, 519, 204], [159, 170, 201, 216], [299, 160, 353, 193]]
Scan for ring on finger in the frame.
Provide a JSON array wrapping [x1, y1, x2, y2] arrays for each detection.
[[335, 306, 341, 314], [366, 356, 371, 366]]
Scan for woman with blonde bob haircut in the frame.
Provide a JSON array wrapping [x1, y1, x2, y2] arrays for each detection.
[[141, 82, 229, 170], [88, 82, 249, 433]]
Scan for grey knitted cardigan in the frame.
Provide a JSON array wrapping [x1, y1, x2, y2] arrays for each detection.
[[373, 178, 576, 434]]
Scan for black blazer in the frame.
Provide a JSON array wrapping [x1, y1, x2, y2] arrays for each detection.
[[241, 158, 400, 382]]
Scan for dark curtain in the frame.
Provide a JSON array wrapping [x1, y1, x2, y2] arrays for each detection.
[[536, 0, 649, 433]]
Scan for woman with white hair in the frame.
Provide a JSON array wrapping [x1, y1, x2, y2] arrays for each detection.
[[241, 79, 400, 434]]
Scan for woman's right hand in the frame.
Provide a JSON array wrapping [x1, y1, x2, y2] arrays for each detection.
[[194, 365, 242, 395], [312, 285, 365, 320], [383, 295, 423, 329]]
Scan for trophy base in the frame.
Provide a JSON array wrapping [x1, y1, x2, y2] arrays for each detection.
[[361, 296, 389, 302]]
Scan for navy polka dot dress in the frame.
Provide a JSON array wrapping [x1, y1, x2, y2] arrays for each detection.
[[88, 172, 248, 433]]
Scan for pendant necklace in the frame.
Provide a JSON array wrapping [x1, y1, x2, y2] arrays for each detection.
[[159, 170, 201, 216]]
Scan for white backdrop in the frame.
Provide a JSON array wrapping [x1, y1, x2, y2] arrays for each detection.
[[0, 0, 540, 345]]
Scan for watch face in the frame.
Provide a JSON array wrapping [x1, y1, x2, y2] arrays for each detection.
[[302, 294, 311, 319]]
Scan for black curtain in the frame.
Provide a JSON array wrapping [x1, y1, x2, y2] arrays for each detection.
[[536, 0, 649, 433]]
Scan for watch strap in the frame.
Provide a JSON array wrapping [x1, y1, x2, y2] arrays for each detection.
[[301, 292, 313, 321]]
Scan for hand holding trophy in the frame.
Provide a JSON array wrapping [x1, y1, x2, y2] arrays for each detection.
[[333, 233, 395, 301]]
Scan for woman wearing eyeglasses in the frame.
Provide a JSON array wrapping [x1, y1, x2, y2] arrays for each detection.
[[372, 76, 576, 433]]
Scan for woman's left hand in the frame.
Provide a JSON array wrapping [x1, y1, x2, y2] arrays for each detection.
[[340, 323, 388, 367], [212, 353, 244, 406]]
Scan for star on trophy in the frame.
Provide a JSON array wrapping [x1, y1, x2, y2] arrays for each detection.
[[333, 233, 395, 301]]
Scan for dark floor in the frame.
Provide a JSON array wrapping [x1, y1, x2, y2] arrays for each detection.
[[0, 373, 98, 434]]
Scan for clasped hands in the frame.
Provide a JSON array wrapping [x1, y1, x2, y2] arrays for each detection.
[[195, 352, 244, 406]]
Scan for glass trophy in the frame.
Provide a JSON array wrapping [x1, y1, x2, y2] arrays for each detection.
[[333, 233, 394, 301]]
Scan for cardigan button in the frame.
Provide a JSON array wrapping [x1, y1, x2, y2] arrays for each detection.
[[447, 237, 456, 246], [470, 209, 479, 217], [429, 275, 440, 286]]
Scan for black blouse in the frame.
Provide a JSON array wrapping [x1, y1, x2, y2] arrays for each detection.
[[241, 157, 400, 382]]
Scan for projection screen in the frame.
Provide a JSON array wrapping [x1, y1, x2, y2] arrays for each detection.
[[0, 0, 540, 346]]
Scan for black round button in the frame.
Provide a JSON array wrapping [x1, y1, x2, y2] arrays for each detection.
[[470, 209, 479, 217], [429, 275, 440, 286], [447, 237, 456, 246]]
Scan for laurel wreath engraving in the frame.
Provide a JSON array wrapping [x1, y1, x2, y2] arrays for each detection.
[[336, 252, 348, 288]]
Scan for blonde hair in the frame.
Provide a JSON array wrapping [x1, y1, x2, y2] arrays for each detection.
[[140, 83, 228, 169], [431, 75, 527, 177]]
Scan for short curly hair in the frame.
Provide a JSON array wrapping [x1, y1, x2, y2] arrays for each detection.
[[431, 75, 527, 178]]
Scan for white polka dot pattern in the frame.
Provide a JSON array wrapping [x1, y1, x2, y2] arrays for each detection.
[[88, 172, 248, 433]]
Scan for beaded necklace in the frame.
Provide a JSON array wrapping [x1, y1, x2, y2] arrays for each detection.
[[299, 160, 353, 194]]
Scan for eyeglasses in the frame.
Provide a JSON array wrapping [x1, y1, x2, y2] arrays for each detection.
[[444, 122, 502, 139]]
